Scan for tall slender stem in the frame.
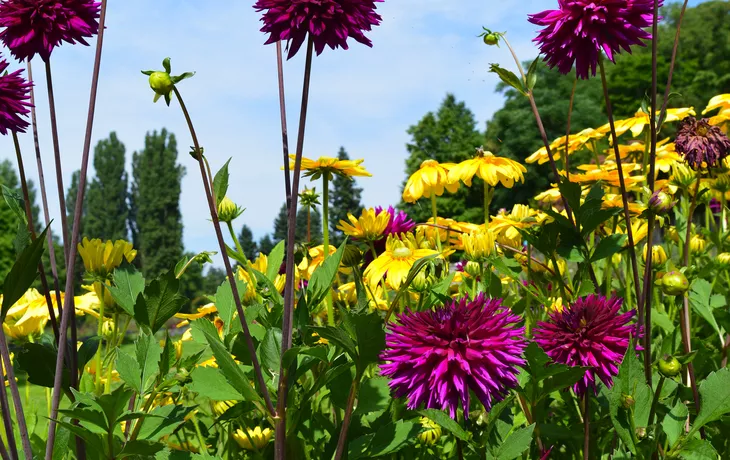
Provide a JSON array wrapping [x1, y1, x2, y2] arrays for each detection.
[[172, 87, 275, 417], [0, 433, 9, 460], [0, 347, 19, 460], [0, 330, 32, 459], [598, 58, 642, 308], [276, 41, 292, 209], [658, 0, 690, 125], [583, 394, 590, 460], [11, 131, 59, 341], [333, 377, 360, 460], [46, 2, 108, 456], [94, 284, 106, 394], [322, 175, 330, 255], [483, 184, 492, 225], [648, 376, 665, 428], [276, 36, 315, 460], [44, 60, 70, 261], [227, 221, 247, 263]]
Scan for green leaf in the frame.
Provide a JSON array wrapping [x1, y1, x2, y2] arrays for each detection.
[[1, 226, 47, 319], [591, 234, 628, 262], [690, 367, 730, 435], [310, 326, 358, 361], [417, 409, 469, 441], [136, 332, 163, 393], [356, 377, 391, 414], [17, 342, 70, 389], [676, 438, 719, 460], [116, 349, 142, 393], [558, 180, 582, 217], [577, 278, 596, 298], [134, 270, 188, 333], [368, 420, 419, 456], [162, 57, 171, 74], [1, 184, 26, 223], [609, 342, 652, 455], [689, 279, 723, 340], [77, 336, 102, 372], [52, 427, 71, 460], [159, 332, 174, 377], [526, 58, 538, 91], [266, 240, 286, 281], [108, 265, 146, 316], [260, 327, 282, 379], [493, 423, 535, 460], [214, 278, 245, 336], [663, 401, 688, 448], [188, 366, 243, 401], [489, 64, 526, 96], [193, 319, 262, 404], [137, 405, 194, 442], [118, 440, 165, 458], [307, 241, 347, 308], [213, 158, 231, 206], [352, 312, 385, 371]]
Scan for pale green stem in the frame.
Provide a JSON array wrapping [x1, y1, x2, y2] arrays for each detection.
[[227, 221, 248, 264], [94, 283, 106, 394], [323, 176, 330, 256]]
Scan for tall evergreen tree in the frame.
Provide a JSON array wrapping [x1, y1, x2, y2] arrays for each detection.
[[258, 234, 275, 255], [238, 224, 259, 260], [0, 160, 21, 279], [399, 94, 486, 223], [85, 133, 129, 241], [130, 129, 185, 278], [329, 147, 364, 244], [272, 203, 322, 244]]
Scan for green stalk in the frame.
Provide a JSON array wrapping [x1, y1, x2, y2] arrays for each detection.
[[95, 283, 107, 394], [227, 221, 248, 264], [323, 175, 330, 256], [431, 194, 442, 252], [484, 184, 493, 225]]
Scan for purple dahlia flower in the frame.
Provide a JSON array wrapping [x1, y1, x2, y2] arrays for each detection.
[[528, 0, 660, 79], [253, 0, 383, 59], [534, 295, 638, 395], [0, 0, 101, 62], [380, 293, 525, 418], [675, 117, 730, 170], [0, 59, 32, 135], [376, 206, 415, 236]]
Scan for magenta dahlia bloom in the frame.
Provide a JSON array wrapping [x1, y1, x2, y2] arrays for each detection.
[[376, 206, 415, 236], [675, 117, 730, 170], [528, 0, 660, 79], [380, 293, 526, 418], [0, 59, 32, 135], [253, 0, 383, 59], [534, 295, 638, 395], [0, 0, 101, 62]]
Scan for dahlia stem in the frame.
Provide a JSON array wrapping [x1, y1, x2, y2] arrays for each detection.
[[0, 329, 32, 459], [276, 35, 315, 460], [276, 41, 293, 209], [648, 376, 665, 429], [172, 86, 275, 418], [333, 376, 360, 460], [0, 345, 19, 460], [598, 57, 642, 311], [583, 394, 590, 460], [46, 2, 108, 456], [11, 130, 60, 341], [44, 59, 71, 262]]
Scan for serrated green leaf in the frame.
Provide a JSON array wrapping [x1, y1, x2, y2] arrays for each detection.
[[116, 349, 142, 393], [609, 342, 651, 455], [136, 332, 163, 394], [489, 64, 527, 96], [307, 241, 347, 308], [188, 366, 243, 401], [310, 326, 357, 362], [2, 184, 26, 223], [107, 265, 145, 316], [417, 409, 469, 440], [591, 234, 628, 262], [676, 438, 718, 460], [266, 240, 286, 281], [214, 278, 245, 336], [134, 270, 188, 333], [356, 377, 391, 414], [260, 327, 282, 379], [690, 367, 730, 435], [663, 401, 688, 448], [1, 226, 47, 319], [368, 421, 419, 456], [493, 423, 535, 460]]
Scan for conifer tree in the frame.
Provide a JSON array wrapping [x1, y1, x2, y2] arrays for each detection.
[[130, 129, 185, 277], [329, 147, 364, 245], [85, 133, 129, 241], [272, 202, 322, 244], [258, 234, 275, 255], [238, 224, 259, 260]]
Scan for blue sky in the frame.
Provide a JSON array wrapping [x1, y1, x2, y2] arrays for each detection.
[[0, 0, 707, 263]]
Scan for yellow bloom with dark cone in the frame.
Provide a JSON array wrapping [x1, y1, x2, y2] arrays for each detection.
[[337, 208, 390, 241], [77, 238, 137, 279], [570, 163, 644, 189], [461, 230, 496, 261], [402, 159, 459, 202], [600, 107, 696, 138], [365, 234, 439, 289], [526, 127, 605, 165], [288, 155, 372, 179], [418, 417, 442, 445], [233, 426, 273, 451], [448, 148, 526, 188], [298, 245, 338, 280], [490, 205, 550, 243]]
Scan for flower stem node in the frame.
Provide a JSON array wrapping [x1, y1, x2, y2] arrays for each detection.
[[658, 356, 682, 378], [141, 57, 195, 106], [659, 271, 689, 296]]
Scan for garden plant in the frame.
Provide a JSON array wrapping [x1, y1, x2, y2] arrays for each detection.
[[1, 0, 730, 459]]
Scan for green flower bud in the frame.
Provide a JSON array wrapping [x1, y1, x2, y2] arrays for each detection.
[[411, 271, 433, 293], [635, 427, 647, 440], [658, 355, 682, 378], [148, 71, 174, 97], [217, 196, 244, 223], [660, 270, 689, 296], [717, 252, 730, 269], [621, 393, 635, 410], [648, 190, 675, 215], [483, 33, 499, 46], [341, 244, 363, 267], [465, 261, 482, 278]]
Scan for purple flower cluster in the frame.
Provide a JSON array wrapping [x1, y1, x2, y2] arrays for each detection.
[[529, 0, 659, 79], [0, 0, 101, 62], [0, 59, 32, 135], [675, 117, 730, 170], [253, 0, 383, 59], [534, 295, 638, 395], [380, 293, 525, 418]]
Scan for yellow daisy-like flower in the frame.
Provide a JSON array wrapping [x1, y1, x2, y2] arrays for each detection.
[[609, 219, 649, 245], [365, 234, 439, 289], [337, 208, 390, 241], [601, 194, 646, 216], [212, 400, 237, 417], [669, 163, 698, 190], [175, 303, 218, 320], [461, 230, 496, 261], [526, 127, 605, 165], [335, 282, 358, 305], [77, 238, 137, 279], [570, 163, 644, 189], [418, 417, 442, 445], [298, 245, 338, 280], [489, 205, 550, 244], [690, 235, 706, 254], [600, 107, 696, 138], [2, 289, 69, 340], [654, 140, 683, 175], [402, 159, 459, 203], [419, 216, 462, 247], [534, 187, 564, 206], [250, 252, 286, 294], [448, 148, 526, 188], [703, 94, 730, 128], [642, 244, 668, 265], [546, 297, 564, 312], [233, 427, 273, 451], [288, 155, 372, 179]]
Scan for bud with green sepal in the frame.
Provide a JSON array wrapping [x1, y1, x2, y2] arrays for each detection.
[[658, 270, 689, 296], [478, 27, 502, 47], [648, 190, 676, 215], [141, 57, 195, 106], [620, 393, 635, 410], [217, 196, 245, 223], [658, 355, 682, 378]]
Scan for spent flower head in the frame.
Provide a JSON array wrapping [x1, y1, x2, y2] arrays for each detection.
[[141, 58, 195, 106], [675, 117, 730, 170]]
